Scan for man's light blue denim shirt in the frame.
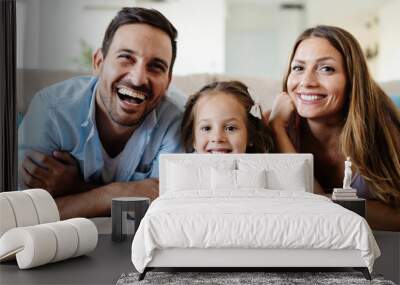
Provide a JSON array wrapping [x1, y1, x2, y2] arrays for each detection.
[[18, 76, 183, 185]]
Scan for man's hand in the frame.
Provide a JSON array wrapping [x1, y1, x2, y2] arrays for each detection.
[[21, 150, 84, 197], [56, 178, 160, 219], [131, 178, 159, 201]]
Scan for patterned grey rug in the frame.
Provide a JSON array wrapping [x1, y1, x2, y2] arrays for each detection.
[[116, 271, 396, 285]]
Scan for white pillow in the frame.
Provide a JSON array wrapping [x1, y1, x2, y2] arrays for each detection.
[[167, 160, 235, 192], [266, 162, 307, 191], [211, 168, 236, 190], [211, 168, 267, 190], [238, 159, 308, 191], [167, 163, 210, 191], [236, 169, 267, 189]]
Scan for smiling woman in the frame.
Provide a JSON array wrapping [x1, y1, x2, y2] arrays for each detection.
[[287, 37, 347, 121], [268, 25, 400, 231]]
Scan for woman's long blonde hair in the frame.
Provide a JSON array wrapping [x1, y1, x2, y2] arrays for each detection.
[[283, 25, 400, 206]]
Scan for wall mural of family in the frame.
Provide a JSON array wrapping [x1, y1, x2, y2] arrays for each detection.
[[18, 7, 400, 231]]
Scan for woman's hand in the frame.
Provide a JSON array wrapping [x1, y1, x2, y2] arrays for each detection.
[[268, 92, 296, 130], [263, 92, 297, 154]]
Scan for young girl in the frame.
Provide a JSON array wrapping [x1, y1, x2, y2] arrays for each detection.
[[181, 81, 274, 153]]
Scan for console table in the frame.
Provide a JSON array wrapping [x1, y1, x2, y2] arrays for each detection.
[[0, 235, 132, 284]]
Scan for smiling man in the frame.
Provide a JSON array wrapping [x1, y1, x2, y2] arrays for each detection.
[[18, 8, 183, 219]]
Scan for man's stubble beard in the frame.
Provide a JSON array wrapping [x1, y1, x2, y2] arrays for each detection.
[[97, 87, 144, 129]]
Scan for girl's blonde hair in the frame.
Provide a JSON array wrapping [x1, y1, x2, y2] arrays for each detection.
[[283, 25, 400, 206], [181, 81, 274, 153]]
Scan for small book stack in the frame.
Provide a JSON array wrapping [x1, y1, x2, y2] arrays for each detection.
[[332, 188, 358, 200]]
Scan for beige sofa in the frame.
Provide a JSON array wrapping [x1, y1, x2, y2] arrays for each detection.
[[17, 69, 400, 115]]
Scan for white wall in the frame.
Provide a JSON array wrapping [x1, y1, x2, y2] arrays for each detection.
[[225, 1, 305, 79], [16, 0, 26, 69], [18, 0, 117, 71], [154, 0, 226, 75], [17, 0, 41, 69], [17, 0, 226, 75], [378, 0, 400, 82], [276, 6, 306, 79], [305, 0, 389, 80], [17, 0, 400, 80]]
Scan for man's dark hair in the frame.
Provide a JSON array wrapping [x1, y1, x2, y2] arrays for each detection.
[[101, 7, 178, 75]]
